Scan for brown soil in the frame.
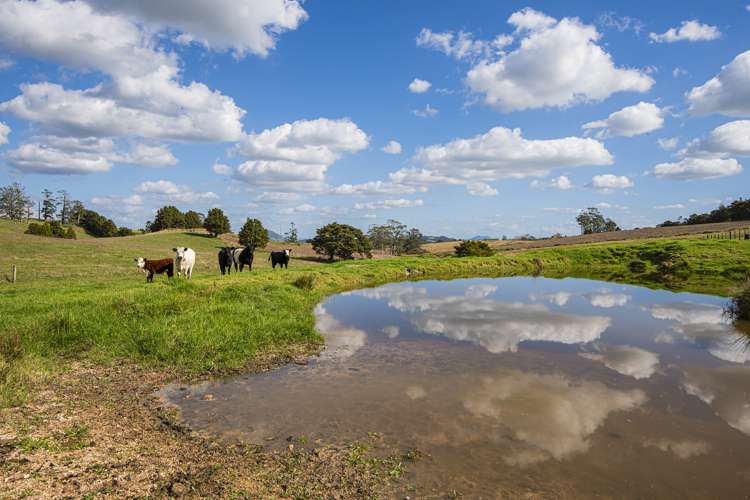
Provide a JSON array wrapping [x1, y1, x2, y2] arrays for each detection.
[[0, 355, 406, 499], [422, 221, 750, 255]]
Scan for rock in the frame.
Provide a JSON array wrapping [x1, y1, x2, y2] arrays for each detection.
[[201, 394, 214, 401]]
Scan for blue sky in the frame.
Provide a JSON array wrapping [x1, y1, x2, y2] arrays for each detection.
[[0, 0, 749, 238]]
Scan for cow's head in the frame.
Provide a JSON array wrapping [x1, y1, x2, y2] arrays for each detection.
[[134, 257, 146, 269], [284, 249, 292, 256], [173, 247, 189, 261]]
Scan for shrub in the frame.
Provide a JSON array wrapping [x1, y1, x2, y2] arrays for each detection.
[[454, 240, 494, 257], [293, 274, 316, 290], [79, 209, 118, 237], [725, 285, 750, 321], [25, 222, 53, 237], [64, 227, 77, 240], [628, 260, 647, 273], [116, 227, 134, 237]]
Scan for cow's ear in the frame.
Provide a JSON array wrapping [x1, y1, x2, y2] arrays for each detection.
[[172, 247, 177, 251], [184, 247, 188, 251]]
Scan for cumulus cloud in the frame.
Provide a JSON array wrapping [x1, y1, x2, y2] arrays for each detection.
[[580, 345, 659, 379], [0, 57, 13, 70], [280, 203, 316, 214], [649, 20, 721, 43], [682, 120, 750, 158], [85, 0, 308, 58], [136, 179, 218, 203], [232, 118, 369, 192], [0, 121, 9, 144], [652, 157, 742, 180], [586, 291, 631, 308], [6, 140, 113, 174], [681, 366, 750, 436], [530, 175, 573, 190], [687, 50, 750, 117], [124, 144, 177, 167], [314, 304, 367, 360], [212, 163, 232, 176], [416, 27, 511, 61], [657, 137, 680, 151], [412, 104, 439, 118], [589, 174, 634, 191], [381, 140, 402, 154], [582, 102, 664, 138], [654, 203, 686, 210], [464, 369, 646, 465], [464, 8, 653, 112], [466, 182, 498, 197], [331, 180, 425, 196], [408, 78, 431, 93], [353, 199, 424, 210], [413, 126, 612, 185]]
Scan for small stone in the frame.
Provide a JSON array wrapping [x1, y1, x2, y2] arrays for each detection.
[[201, 394, 214, 401]]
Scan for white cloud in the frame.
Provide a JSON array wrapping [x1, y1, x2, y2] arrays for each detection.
[[124, 143, 177, 167], [416, 28, 511, 61], [314, 304, 367, 360], [682, 120, 750, 158], [255, 191, 301, 204], [597, 12, 644, 34], [85, 0, 308, 58], [412, 104, 439, 118], [589, 174, 634, 190], [136, 179, 218, 203], [353, 199, 424, 210], [580, 345, 659, 379], [586, 291, 631, 308], [0, 57, 12, 70], [681, 366, 750, 436], [652, 157, 742, 180], [465, 9, 653, 112], [6, 141, 112, 174], [687, 50, 750, 117], [466, 182, 498, 197], [0, 122, 9, 144], [381, 140, 402, 154], [654, 203, 686, 210], [530, 175, 573, 190], [657, 137, 680, 151], [408, 78, 431, 93], [0, 1, 246, 143], [233, 118, 369, 192], [413, 126, 613, 184], [331, 181, 425, 196], [649, 20, 721, 43], [582, 102, 664, 138], [212, 163, 232, 176], [672, 67, 688, 78], [280, 203, 316, 214]]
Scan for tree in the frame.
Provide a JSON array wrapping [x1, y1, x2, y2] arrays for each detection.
[[367, 219, 419, 255], [150, 205, 185, 231], [0, 182, 32, 220], [57, 190, 71, 224], [70, 200, 85, 225], [184, 210, 204, 229], [402, 228, 424, 254], [79, 209, 118, 237], [285, 222, 299, 244], [238, 218, 269, 248], [203, 208, 230, 237], [455, 240, 494, 257], [604, 219, 620, 232], [367, 223, 390, 252], [41, 189, 57, 221], [312, 222, 372, 260]]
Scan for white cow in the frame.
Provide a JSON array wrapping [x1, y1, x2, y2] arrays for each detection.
[[173, 247, 196, 279]]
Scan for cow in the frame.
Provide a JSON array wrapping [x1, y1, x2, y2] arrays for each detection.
[[234, 246, 254, 272], [218, 247, 235, 275], [134, 257, 174, 283], [268, 249, 291, 269], [173, 247, 196, 279]]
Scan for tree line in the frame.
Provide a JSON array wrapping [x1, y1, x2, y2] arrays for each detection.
[[659, 198, 750, 227]]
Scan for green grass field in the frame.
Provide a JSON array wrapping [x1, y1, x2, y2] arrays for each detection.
[[1, 218, 749, 407]]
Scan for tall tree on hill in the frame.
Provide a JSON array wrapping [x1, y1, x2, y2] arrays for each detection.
[[285, 222, 299, 244], [184, 210, 204, 229], [203, 208, 230, 237], [150, 205, 185, 231], [41, 189, 57, 220], [0, 182, 32, 220], [312, 222, 372, 260], [57, 190, 71, 224], [71, 200, 85, 225], [576, 208, 619, 234], [239, 218, 269, 248]]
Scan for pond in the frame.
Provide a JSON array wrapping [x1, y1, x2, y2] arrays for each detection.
[[160, 277, 750, 497]]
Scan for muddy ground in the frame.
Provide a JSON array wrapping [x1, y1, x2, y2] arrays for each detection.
[[0, 356, 413, 499]]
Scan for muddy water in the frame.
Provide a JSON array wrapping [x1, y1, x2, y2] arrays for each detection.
[[161, 277, 750, 498]]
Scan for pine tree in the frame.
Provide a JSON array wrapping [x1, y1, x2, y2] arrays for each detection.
[[203, 208, 230, 237], [284, 222, 299, 244], [57, 190, 71, 224], [41, 189, 57, 221]]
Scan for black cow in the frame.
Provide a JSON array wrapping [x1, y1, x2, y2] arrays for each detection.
[[268, 249, 291, 269], [218, 247, 235, 275], [234, 246, 254, 272]]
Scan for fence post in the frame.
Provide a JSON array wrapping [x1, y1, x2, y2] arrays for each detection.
[[12, 265, 17, 284]]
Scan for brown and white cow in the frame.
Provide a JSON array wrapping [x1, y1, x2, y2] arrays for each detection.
[[135, 257, 174, 283]]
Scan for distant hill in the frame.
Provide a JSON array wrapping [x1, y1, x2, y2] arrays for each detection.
[[469, 235, 494, 241], [268, 229, 284, 241], [422, 235, 456, 243]]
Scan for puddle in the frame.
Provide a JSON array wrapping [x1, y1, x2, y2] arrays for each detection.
[[161, 277, 750, 497]]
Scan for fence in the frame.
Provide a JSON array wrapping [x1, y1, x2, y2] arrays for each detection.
[[702, 228, 750, 240]]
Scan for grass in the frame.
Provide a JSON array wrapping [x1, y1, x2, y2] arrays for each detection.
[[1, 218, 750, 407]]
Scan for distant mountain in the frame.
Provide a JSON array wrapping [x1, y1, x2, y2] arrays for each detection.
[[423, 235, 456, 243], [469, 235, 494, 241], [268, 230, 284, 241]]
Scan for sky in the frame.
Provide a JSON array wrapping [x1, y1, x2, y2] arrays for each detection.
[[0, 0, 749, 238]]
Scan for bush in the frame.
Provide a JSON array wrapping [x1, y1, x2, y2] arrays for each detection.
[[64, 227, 77, 240], [454, 240, 494, 257], [725, 285, 750, 321], [79, 209, 118, 237], [628, 260, 647, 273], [117, 227, 134, 237], [312, 222, 372, 260], [25, 222, 53, 237], [293, 274, 316, 290]]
